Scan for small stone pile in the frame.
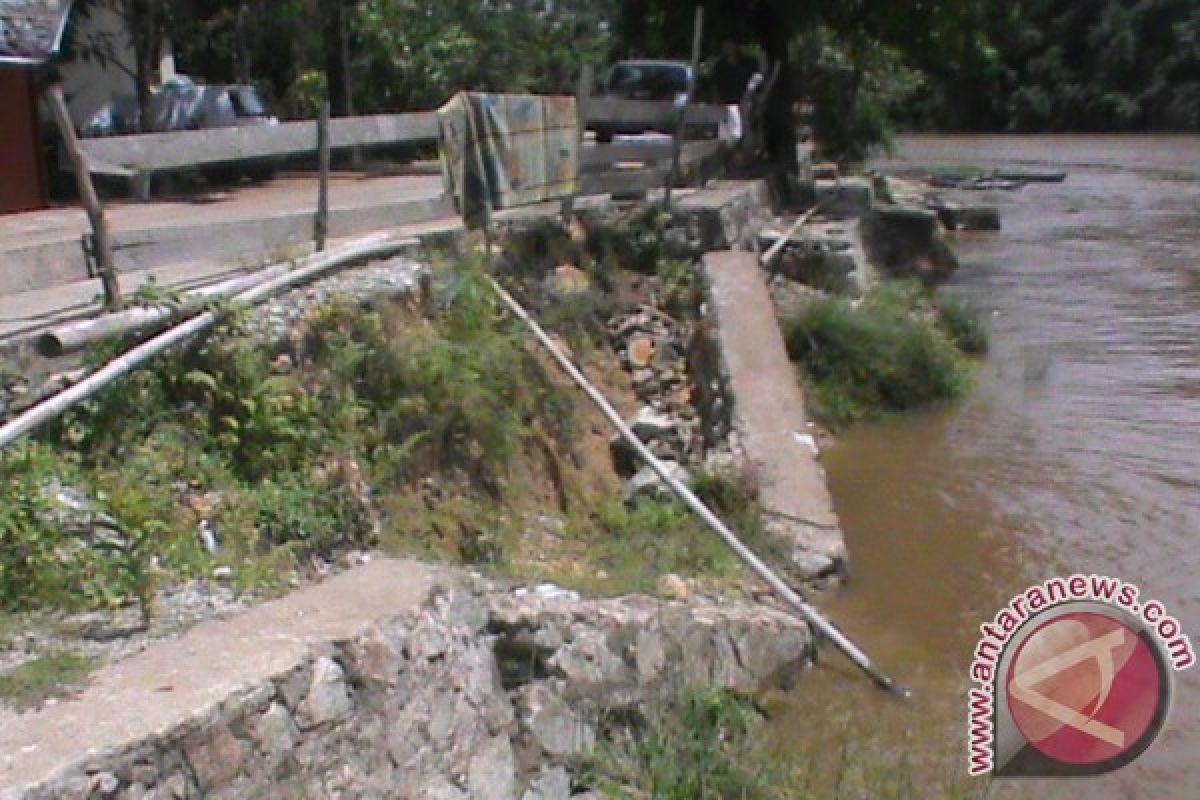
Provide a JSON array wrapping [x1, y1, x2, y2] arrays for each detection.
[[246, 255, 427, 346], [607, 305, 705, 499]]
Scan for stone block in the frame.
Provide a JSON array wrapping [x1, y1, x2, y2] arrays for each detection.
[[181, 724, 247, 793], [295, 657, 352, 730], [814, 176, 874, 218]]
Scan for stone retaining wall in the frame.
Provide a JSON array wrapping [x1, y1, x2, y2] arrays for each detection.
[[3, 572, 811, 800]]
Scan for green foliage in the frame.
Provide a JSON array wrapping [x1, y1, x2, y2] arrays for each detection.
[[243, 471, 366, 554], [351, 0, 618, 112], [0, 443, 154, 614], [0, 650, 92, 711], [656, 258, 705, 314], [1, 254, 579, 613], [794, 26, 923, 163], [782, 284, 975, 427], [588, 208, 675, 274], [934, 294, 989, 355], [583, 688, 785, 800], [281, 69, 329, 120]]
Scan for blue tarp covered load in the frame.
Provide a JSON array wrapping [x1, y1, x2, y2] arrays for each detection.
[[438, 92, 579, 228], [0, 0, 72, 65]]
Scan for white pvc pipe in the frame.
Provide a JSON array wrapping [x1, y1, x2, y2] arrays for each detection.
[[35, 265, 296, 357], [0, 233, 418, 449], [487, 276, 908, 697]]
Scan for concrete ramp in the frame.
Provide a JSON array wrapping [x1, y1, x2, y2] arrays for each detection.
[[702, 251, 846, 577]]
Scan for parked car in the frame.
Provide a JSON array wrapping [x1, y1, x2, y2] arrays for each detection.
[[590, 59, 700, 143]]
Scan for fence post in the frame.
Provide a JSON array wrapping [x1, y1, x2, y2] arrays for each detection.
[[46, 84, 122, 311], [663, 6, 704, 211], [315, 101, 331, 251]]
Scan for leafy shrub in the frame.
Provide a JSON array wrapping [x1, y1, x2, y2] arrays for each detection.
[[783, 288, 970, 427], [656, 257, 705, 314], [0, 443, 155, 614], [588, 207, 672, 274]]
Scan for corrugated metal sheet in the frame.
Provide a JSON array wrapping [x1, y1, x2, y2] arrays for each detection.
[[438, 92, 578, 228]]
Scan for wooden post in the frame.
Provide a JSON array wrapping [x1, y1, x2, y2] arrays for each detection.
[[561, 63, 593, 223], [315, 100, 331, 251], [663, 7, 704, 211], [46, 84, 122, 311]]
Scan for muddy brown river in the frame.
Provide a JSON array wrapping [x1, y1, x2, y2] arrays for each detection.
[[771, 135, 1200, 799]]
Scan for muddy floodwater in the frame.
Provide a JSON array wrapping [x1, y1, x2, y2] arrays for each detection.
[[772, 135, 1200, 799]]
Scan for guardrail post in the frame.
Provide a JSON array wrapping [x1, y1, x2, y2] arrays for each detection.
[[46, 84, 122, 311], [663, 6, 705, 211]]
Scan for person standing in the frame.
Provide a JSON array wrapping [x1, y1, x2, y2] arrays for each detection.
[[712, 40, 756, 105], [711, 40, 756, 143]]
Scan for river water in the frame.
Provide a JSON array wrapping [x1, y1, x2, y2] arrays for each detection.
[[772, 135, 1200, 799]]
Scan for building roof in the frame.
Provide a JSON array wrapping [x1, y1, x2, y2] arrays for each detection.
[[0, 0, 74, 65]]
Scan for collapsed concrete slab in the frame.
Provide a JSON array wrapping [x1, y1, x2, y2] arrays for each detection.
[[700, 251, 847, 578]]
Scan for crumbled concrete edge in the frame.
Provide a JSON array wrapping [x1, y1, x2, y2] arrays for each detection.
[[694, 271, 846, 583], [4, 580, 811, 800]]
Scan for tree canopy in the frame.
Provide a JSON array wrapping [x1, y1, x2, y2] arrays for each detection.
[[66, 0, 1200, 150]]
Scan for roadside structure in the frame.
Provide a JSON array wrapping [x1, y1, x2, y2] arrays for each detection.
[[0, 0, 72, 213]]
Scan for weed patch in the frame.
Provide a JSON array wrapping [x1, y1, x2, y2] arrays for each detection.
[[933, 293, 989, 355], [0, 650, 91, 711], [582, 688, 787, 800], [782, 282, 984, 427]]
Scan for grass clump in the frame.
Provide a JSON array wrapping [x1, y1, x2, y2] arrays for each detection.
[[580, 497, 738, 595], [0, 650, 91, 711], [529, 464, 777, 598], [933, 293, 989, 355], [582, 688, 786, 800], [782, 282, 985, 427]]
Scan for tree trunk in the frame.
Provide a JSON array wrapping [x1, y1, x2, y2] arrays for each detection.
[[321, 0, 350, 116], [235, 3, 251, 85], [754, 0, 797, 175], [127, 0, 162, 132]]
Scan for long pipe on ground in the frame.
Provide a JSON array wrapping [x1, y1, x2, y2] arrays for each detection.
[[35, 264, 297, 358], [0, 233, 418, 450], [759, 195, 834, 269], [487, 276, 910, 698]]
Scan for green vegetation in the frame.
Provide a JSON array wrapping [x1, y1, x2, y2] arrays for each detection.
[[583, 688, 785, 800], [934, 293, 990, 356], [0, 650, 92, 711], [781, 283, 986, 427], [561, 497, 738, 597], [581, 685, 993, 799], [0, 259, 583, 615], [80, 1, 1196, 170], [0, 238, 770, 618]]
